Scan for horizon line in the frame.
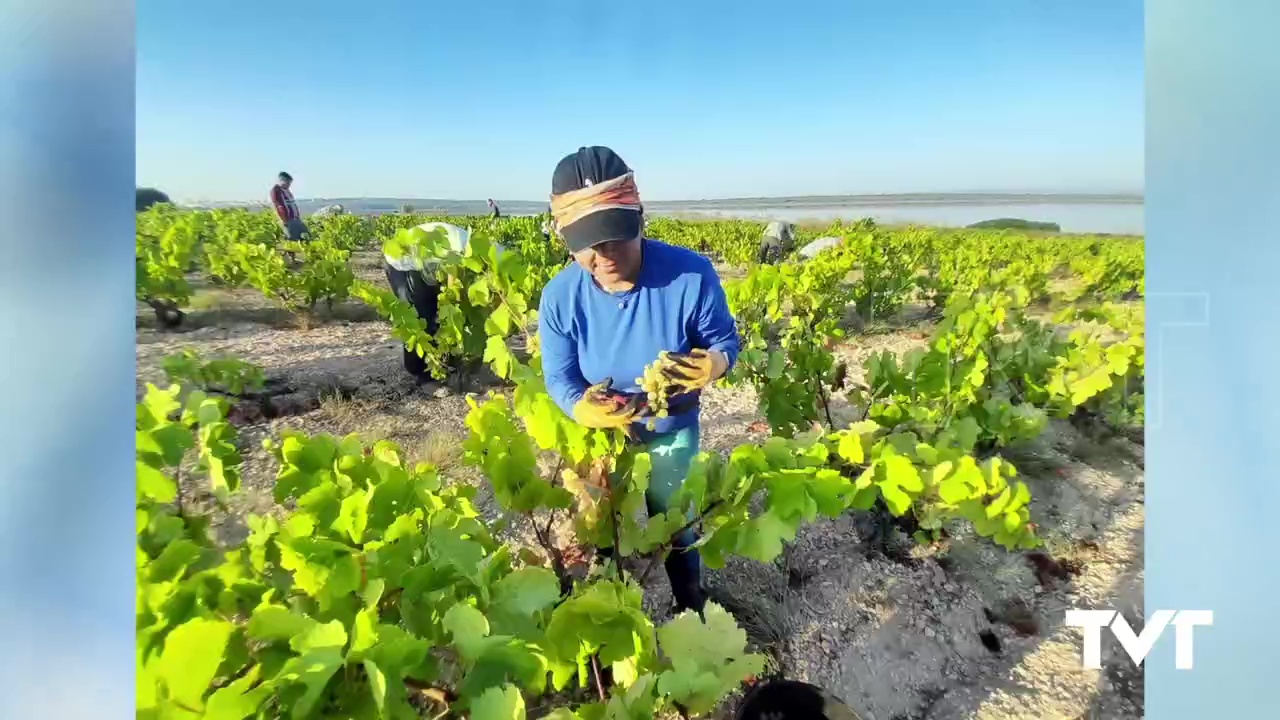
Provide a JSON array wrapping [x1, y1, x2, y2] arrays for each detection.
[[182, 190, 1146, 206]]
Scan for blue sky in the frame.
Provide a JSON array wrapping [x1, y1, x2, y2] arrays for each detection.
[[136, 0, 1143, 203]]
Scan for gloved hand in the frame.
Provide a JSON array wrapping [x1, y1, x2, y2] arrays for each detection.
[[656, 349, 729, 394], [571, 378, 644, 429]]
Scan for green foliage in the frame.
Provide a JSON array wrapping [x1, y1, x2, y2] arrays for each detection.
[[828, 424, 1038, 549], [1065, 240, 1145, 301], [839, 229, 926, 323], [656, 604, 767, 714], [203, 209, 284, 286], [162, 349, 266, 396], [916, 229, 1058, 309], [463, 393, 576, 514], [857, 289, 1051, 452], [311, 214, 374, 251], [371, 212, 432, 240], [134, 210, 1149, 719], [854, 289, 1145, 452], [725, 259, 850, 436], [137, 381, 764, 719], [494, 215, 571, 294], [136, 209, 208, 309], [227, 238, 354, 314], [135, 206, 1143, 342], [292, 239, 357, 309], [967, 218, 1061, 232], [645, 217, 763, 265], [1041, 303, 1145, 426]]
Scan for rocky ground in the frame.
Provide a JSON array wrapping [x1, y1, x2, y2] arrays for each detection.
[[136, 267, 1145, 720]]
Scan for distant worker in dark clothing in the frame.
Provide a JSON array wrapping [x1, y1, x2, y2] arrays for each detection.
[[541, 204, 554, 240], [757, 220, 796, 265], [488, 198, 501, 219], [270, 172, 310, 241]]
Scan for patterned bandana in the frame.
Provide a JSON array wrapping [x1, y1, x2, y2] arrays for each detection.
[[549, 171, 642, 233]]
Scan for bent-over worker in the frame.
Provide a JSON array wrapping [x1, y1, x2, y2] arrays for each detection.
[[757, 219, 795, 265], [382, 221, 473, 383]]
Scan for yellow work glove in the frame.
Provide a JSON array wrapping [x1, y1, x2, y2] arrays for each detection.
[[571, 378, 644, 429], [656, 349, 729, 394]]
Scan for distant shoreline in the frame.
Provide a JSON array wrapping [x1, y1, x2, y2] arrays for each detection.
[[191, 192, 1143, 211], [645, 193, 1143, 208], [179, 192, 1143, 235]]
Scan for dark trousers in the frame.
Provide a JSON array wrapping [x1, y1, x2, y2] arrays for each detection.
[[384, 263, 444, 380], [758, 236, 783, 265], [596, 533, 703, 613], [662, 534, 704, 614], [283, 218, 311, 241], [595, 424, 706, 614]]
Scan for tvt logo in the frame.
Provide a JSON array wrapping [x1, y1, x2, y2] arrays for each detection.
[[1064, 609, 1213, 669]]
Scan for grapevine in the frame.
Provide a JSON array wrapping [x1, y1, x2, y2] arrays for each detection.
[[160, 349, 266, 396], [136, 375, 765, 720], [136, 209, 207, 327], [134, 208, 1145, 718]]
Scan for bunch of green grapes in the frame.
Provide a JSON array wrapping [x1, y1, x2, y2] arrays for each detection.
[[636, 359, 672, 431]]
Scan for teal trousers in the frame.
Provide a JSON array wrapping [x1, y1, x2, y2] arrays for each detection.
[[622, 423, 703, 612]]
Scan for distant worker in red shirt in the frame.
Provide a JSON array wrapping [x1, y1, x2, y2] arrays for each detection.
[[270, 171, 311, 241]]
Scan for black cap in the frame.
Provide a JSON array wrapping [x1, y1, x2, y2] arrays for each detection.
[[552, 146, 642, 253]]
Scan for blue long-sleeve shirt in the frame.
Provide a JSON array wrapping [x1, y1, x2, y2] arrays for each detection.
[[538, 238, 741, 438]]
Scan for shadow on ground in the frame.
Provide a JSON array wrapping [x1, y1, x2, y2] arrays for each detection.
[[695, 421, 1144, 720]]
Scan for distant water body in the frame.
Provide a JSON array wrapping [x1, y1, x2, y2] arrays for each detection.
[[662, 202, 1143, 235], [275, 195, 1142, 236]]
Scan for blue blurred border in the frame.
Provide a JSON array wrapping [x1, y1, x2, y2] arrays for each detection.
[[2, 1, 1277, 718], [0, 2, 136, 718], [1146, 0, 1280, 716]]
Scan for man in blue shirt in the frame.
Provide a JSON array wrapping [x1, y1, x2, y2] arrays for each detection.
[[539, 146, 740, 614]]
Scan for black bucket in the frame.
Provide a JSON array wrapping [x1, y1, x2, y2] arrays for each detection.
[[734, 680, 863, 720]]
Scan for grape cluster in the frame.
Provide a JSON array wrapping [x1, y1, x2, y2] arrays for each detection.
[[636, 359, 672, 431]]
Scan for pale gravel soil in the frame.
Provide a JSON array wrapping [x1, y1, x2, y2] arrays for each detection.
[[137, 295, 1144, 720]]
